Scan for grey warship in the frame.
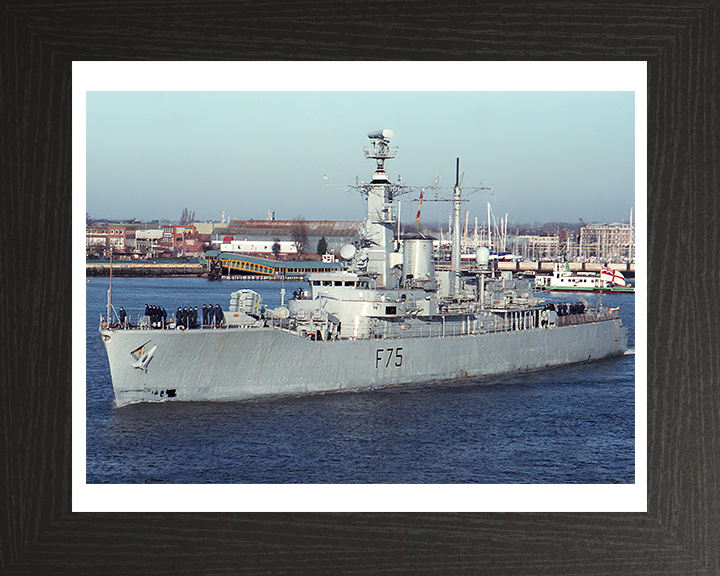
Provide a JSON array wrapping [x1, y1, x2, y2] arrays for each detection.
[[100, 129, 628, 407]]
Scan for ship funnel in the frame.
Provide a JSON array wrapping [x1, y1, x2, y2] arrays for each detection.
[[403, 238, 435, 285], [368, 129, 394, 140]]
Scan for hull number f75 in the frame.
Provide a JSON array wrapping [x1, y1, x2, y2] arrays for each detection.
[[376, 348, 403, 369]]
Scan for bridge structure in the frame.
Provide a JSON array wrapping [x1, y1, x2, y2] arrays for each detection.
[[205, 251, 345, 279]]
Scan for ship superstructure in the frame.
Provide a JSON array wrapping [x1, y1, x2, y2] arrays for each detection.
[[99, 130, 628, 407]]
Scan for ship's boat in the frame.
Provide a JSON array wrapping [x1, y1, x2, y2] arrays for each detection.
[[99, 130, 628, 407], [534, 262, 634, 293]]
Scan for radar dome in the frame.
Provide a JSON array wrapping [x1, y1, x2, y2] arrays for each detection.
[[475, 246, 490, 267], [340, 244, 357, 260]]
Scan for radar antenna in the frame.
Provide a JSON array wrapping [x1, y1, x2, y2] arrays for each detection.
[[364, 129, 397, 174], [344, 130, 413, 201]]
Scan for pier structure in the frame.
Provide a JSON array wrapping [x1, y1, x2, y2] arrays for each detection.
[[205, 252, 345, 280]]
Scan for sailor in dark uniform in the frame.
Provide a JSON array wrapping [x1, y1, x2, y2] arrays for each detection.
[[202, 304, 208, 326], [118, 307, 127, 328], [181, 307, 188, 329], [215, 304, 222, 327], [176, 307, 182, 328], [191, 306, 198, 329], [145, 304, 150, 320], [161, 307, 167, 328]]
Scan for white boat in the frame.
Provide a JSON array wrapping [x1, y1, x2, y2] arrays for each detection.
[[534, 263, 634, 293]]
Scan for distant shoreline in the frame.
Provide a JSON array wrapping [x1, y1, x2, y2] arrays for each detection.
[[86, 262, 205, 277], [85, 263, 303, 280], [86, 260, 636, 279]]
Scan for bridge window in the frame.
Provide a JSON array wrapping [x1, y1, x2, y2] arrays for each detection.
[[334, 281, 343, 286], [312, 281, 321, 286], [344, 281, 355, 286], [323, 281, 332, 286]]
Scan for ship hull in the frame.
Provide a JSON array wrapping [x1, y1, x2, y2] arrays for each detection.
[[101, 320, 628, 407]]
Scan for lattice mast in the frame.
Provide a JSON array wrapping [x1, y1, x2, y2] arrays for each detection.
[[362, 129, 398, 287], [451, 158, 462, 297]]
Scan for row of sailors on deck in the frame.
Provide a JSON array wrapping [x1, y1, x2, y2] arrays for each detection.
[[116, 304, 225, 329], [176, 304, 224, 328], [146, 304, 166, 327], [544, 302, 586, 316]]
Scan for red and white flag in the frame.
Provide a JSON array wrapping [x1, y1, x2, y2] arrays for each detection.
[[600, 265, 627, 286], [416, 187, 424, 229]]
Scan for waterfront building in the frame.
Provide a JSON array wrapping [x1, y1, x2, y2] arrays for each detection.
[[135, 229, 163, 258], [212, 219, 362, 260], [158, 224, 206, 258], [86, 225, 127, 257], [579, 222, 634, 263]]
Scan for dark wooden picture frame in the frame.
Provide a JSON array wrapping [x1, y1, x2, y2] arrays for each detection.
[[2, 3, 717, 574]]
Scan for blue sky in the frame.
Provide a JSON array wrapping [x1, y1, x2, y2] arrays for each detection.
[[86, 91, 635, 227]]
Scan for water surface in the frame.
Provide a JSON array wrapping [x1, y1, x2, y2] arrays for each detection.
[[86, 277, 635, 484]]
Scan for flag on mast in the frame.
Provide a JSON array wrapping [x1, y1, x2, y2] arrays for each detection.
[[416, 187, 424, 229]]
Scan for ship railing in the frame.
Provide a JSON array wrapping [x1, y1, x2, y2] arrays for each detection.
[[99, 314, 175, 331], [265, 318, 555, 342], [555, 307, 620, 327], [267, 307, 619, 342], [341, 318, 538, 341]]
